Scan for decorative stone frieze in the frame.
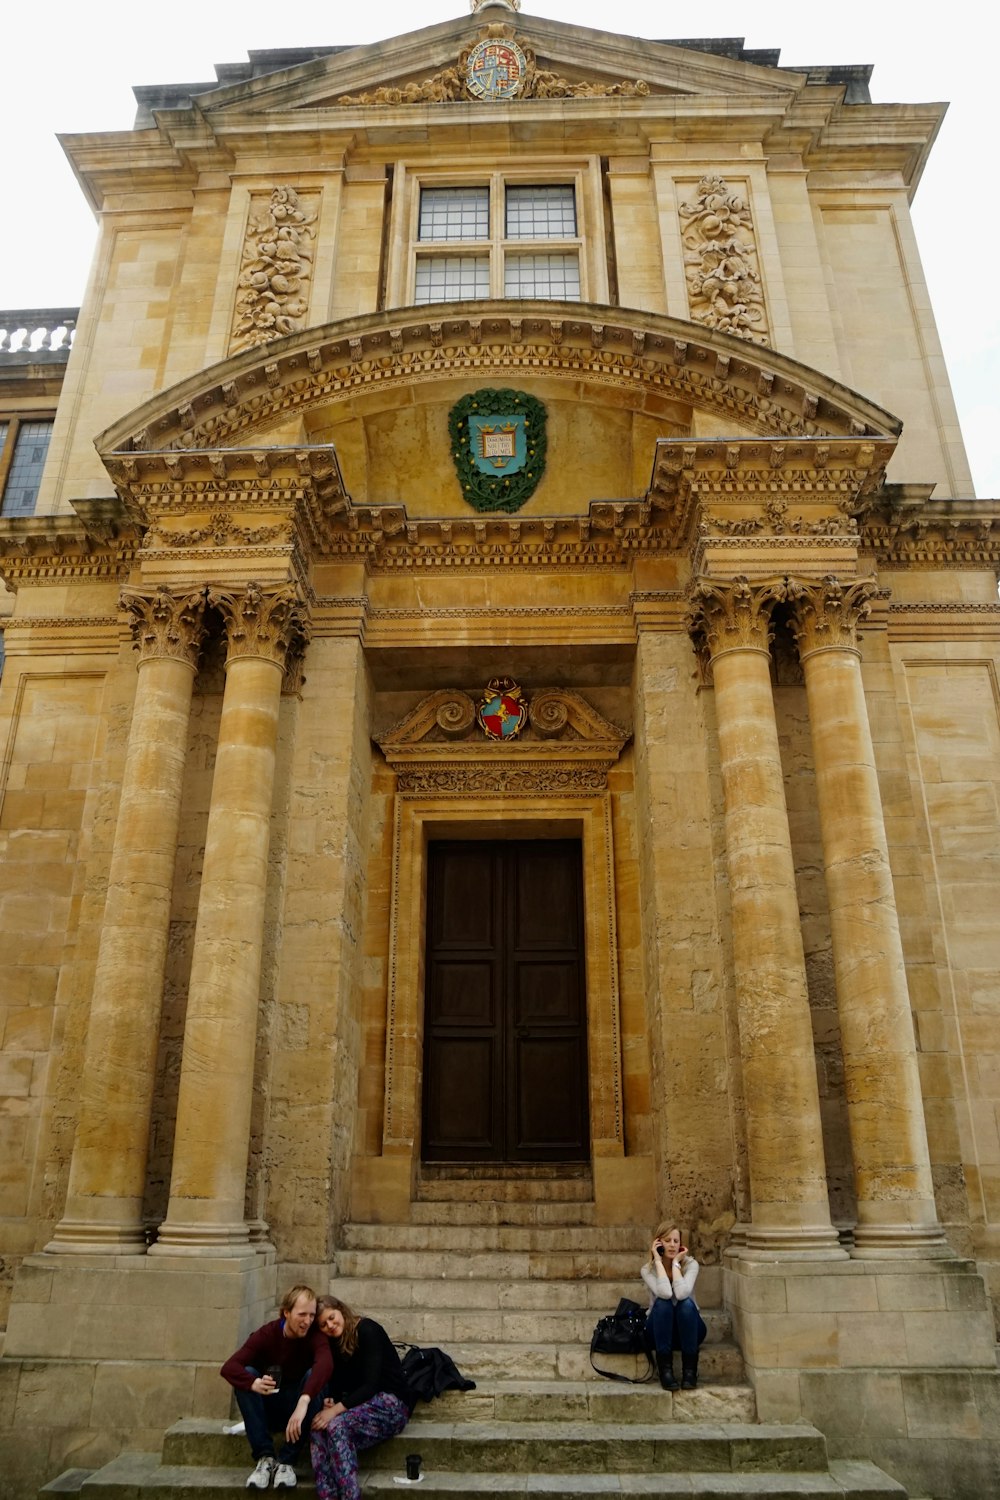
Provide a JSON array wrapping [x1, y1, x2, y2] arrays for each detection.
[[786, 575, 878, 658], [679, 175, 769, 345], [97, 306, 899, 461], [230, 187, 317, 353], [119, 586, 208, 668]]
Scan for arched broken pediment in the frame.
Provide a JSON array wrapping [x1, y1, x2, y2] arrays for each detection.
[[96, 305, 901, 563], [98, 302, 900, 464]]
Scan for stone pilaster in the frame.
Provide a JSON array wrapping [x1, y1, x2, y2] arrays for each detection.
[[151, 584, 310, 1255], [690, 575, 841, 1256], [46, 587, 207, 1254], [789, 575, 948, 1255]]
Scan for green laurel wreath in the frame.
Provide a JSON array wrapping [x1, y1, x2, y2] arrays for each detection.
[[448, 388, 547, 514]]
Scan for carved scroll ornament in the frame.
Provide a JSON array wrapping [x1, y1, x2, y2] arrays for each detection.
[[679, 176, 769, 345], [230, 187, 317, 353]]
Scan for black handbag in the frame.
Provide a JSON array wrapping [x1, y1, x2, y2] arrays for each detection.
[[589, 1297, 655, 1383]]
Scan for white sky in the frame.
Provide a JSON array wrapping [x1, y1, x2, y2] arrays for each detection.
[[3, 0, 996, 496]]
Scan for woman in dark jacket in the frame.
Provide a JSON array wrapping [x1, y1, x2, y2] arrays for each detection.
[[310, 1295, 412, 1500]]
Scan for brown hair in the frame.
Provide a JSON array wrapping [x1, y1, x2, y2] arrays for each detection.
[[316, 1294, 361, 1357], [280, 1283, 317, 1315]]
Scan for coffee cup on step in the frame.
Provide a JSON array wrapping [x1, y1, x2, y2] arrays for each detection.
[[405, 1454, 422, 1481]]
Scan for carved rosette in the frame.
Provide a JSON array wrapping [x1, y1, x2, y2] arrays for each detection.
[[230, 186, 317, 353], [679, 175, 769, 345], [787, 575, 878, 659], [210, 582, 311, 679], [687, 575, 785, 662], [120, 586, 208, 668]]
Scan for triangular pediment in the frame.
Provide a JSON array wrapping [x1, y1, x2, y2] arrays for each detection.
[[181, 14, 804, 121]]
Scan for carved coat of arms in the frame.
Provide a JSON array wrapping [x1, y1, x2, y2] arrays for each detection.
[[466, 37, 527, 99], [449, 388, 547, 513], [476, 678, 528, 741]]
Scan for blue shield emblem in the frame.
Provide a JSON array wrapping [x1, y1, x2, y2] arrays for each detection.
[[468, 414, 528, 478], [449, 387, 548, 514]]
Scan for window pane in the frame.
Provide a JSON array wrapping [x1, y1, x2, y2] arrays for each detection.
[[504, 253, 581, 301], [2, 420, 53, 517], [419, 187, 489, 241], [415, 255, 490, 304], [506, 185, 577, 240]]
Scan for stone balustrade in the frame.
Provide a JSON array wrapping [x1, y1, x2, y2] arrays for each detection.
[[0, 308, 78, 358]]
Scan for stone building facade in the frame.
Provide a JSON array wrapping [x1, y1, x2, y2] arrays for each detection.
[[1, 3, 999, 1495]]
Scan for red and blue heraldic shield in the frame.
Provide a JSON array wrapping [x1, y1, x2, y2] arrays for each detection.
[[477, 678, 528, 741]]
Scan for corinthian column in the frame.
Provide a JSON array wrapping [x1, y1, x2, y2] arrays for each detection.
[[690, 577, 841, 1256], [47, 587, 207, 1254], [789, 577, 947, 1255], [152, 583, 309, 1255]]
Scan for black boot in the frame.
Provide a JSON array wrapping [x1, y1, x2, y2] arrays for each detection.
[[655, 1351, 679, 1391], [681, 1353, 698, 1390]]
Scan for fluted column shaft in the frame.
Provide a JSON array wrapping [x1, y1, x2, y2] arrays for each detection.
[[152, 584, 309, 1255], [48, 588, 206, 1254], [791, 577, 946, 1255], [693, 577, 841, 1256]]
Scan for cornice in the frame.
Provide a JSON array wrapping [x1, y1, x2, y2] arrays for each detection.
[[0, 515, 136, 590], [862, 500, 1000, 569]]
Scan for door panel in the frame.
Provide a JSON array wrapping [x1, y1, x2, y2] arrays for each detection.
[[423, 839, 588, 1162]]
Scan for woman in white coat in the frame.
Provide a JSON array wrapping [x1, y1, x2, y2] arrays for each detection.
[[641, 1223, 708, 1390]]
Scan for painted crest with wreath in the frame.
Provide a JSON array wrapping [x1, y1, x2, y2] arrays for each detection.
[[449, 388, 547, 512]]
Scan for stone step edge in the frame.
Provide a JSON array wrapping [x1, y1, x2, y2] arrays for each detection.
[[166, 1416, 824, 1447], [43, 1456, 906, 1499]]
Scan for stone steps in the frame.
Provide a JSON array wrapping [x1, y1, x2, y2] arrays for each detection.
[[43, 1424, 907, 1499], [341, 1223, 642, 1252], [328, 1272, 725, 1316], [332, 1248, 648, 1280], [416, 1170, 593, 1203], [409, 1199, 599, 1225]]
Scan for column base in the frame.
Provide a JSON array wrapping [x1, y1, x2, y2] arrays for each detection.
[[44, 1218, 149, 1255], [741, 1222, 848, 1260], [852, 1222, 953, 1258], [149, 1219, 253, 1257]]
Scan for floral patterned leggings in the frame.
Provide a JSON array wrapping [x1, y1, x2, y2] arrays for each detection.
[[310, 1391, 410, 1500]]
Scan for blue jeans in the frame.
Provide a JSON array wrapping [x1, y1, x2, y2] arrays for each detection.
[[234, 1367, 325, 1465], [645, 1297, 707, 1360]]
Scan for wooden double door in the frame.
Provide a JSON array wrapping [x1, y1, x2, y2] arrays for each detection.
[[422, 839, 590, 1163]]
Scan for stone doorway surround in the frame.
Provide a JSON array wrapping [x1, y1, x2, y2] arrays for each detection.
[[351, 685, 654, 1224]]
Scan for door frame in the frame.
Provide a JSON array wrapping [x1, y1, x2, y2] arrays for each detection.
[[382, 794, 624, 1177]]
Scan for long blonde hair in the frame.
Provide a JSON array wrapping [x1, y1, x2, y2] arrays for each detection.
[[647, 1222, 693, 1272], [316, 1294, 361, 1357]]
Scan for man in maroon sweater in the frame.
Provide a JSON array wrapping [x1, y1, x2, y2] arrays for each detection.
[[221, 1284, 333, 1489]]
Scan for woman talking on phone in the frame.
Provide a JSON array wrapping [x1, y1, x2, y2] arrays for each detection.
[[641, 1223, 708, 1391]]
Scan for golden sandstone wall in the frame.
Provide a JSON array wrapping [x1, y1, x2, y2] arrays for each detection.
[[2, 29, 1000, 1500]]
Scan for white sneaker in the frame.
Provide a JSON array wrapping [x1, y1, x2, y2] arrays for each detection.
[[246, 1457, 276, 1489], [273, 1464, 297, 1489]]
